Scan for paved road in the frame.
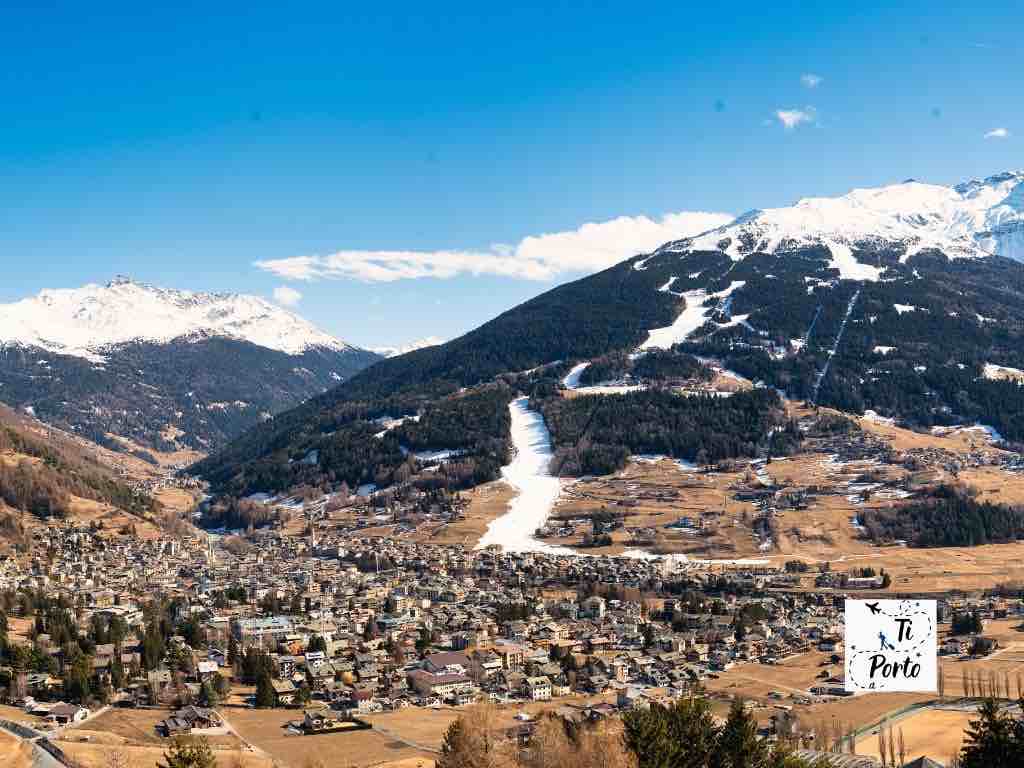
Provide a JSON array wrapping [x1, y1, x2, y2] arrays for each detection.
[[0, 721, 65, 768]]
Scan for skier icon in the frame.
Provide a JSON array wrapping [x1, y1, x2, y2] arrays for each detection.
[[878, 631, 896, 651]]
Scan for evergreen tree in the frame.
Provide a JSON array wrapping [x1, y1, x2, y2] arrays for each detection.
[[64, 653, 93, 704], [158, 736, 217, 768], [254, 670, 275, 708], [959, 698, 1024, 768], [110, 654, 125, 691], [227, 633, 239, 669], [716, 699, 770, 768], [198, 679, 220, 708]]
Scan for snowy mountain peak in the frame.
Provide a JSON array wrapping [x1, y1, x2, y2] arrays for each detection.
[[671, 170, 1024, 268], [371, 336, 446, 358], [0, 279, 357, 361]]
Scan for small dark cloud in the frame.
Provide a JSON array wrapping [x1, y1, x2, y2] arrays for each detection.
[[930, 107, 942, 119], [713, 99, 726, 113]]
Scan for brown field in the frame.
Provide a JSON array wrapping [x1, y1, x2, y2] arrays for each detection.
[[418, 480, 516, 546], [223, 706, 433, 768], [705, 650, 836, 700], [547, 459, 766, 558], [855, 708, 973, 764], [154, 486, 202, 516], [56, 740, 272, 768], [0, 730, 32, 768], [362, 695, 618, 755], [74, 707, 240, 748]]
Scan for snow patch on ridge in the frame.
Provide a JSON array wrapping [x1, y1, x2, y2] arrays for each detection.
[[0, 277, 353, 361], [640, 281, 745, 350], [674, 171, 1024, 264]]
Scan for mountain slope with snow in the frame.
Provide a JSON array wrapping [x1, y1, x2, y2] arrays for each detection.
[[0, 278, 381, 453], [197, 169, 1024, 500], [0, 277, 353, 361], [674, 170, 1024, 267]]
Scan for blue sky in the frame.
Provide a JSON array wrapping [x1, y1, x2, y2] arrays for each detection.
[[1, 1, 1020, 349]]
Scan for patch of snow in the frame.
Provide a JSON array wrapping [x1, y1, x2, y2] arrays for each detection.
[[410, 448, 465, 463], [983, 363, 1024, 381], [370, 336, 445, 358], [562, 362, 590, 390], [873, 346, 895, 355], [476, 397, 572, 554], [640, 281, 745, 350], [893, 304, 917, 314], [573, 383, 646, 395], [824, 240, 884, 281], [862, 410, 895, 426], [632, 454, 699, 472]]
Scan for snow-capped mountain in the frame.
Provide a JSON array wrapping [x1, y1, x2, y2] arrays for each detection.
[[0, 278, 381, 454], [371, 336, 445, 358], [0, 276, 353, 362], [673, 170, 1024, 270], [197, 170, 1024, 500]]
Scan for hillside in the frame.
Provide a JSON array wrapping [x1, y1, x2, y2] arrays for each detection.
[[194, 171, 1024, 501], [0, 278, 381, 453], [0, 403, 168, 548]]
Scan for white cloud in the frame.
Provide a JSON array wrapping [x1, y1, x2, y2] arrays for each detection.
[[272, 285, 303, 306], [254, 211, 734, 284], [984, 127, 1010, 139], [800, 73, 823, 89], [775, 107, 816, 129]]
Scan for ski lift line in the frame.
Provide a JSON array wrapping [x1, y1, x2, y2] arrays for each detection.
[[803, 305, 823, 345], [811, 289, 861, 404]]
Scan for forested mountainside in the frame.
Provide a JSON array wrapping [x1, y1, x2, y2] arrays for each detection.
[[0, 404, 157, 523], [0, 337, 380, 454], [196, 173, 1024, 501], [191, 254, 698, 494], [671, 249, 1024, 441], [538, 388, 799, 477]]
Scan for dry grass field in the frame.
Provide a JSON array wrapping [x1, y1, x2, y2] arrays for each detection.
[[73, 707, 241, 749], [419, 480, 517, 546], [57, 706, 267, 768], [224, 706, 433, 768], [56, 740, 273, 768], [855, 708, 973, 764], [0, 730, 32, 768], [704, 650, 836, 700]]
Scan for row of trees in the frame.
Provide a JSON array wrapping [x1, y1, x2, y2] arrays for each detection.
[[862, 485, 1024, 548], [434, 695, 1024, 768], [438, 698, 818, 768]]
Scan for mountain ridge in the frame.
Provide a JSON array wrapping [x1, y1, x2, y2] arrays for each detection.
[[0, 278, 382, 454], [0, 276, 361, 361], [194, 169, 1024, 501]]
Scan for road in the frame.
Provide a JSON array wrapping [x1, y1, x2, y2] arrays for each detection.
[[0, 721, 65, 768]]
